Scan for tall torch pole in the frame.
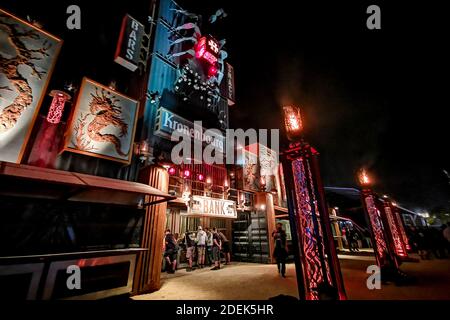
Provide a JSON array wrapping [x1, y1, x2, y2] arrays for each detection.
[[280, 106, 346, 300]]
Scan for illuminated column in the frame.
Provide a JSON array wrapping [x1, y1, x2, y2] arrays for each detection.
[[390, 202, 412, 252], [358, 170, 398, 270], [281, 106, 346, 300], [380, 197, 408, 259], [27, 90, 71, 167]]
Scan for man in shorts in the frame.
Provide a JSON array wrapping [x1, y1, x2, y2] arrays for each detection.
[[184, 232, 196, 272], [196, 226, 207, 268]]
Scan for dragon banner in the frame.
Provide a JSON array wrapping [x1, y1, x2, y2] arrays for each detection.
[[63, 78, 139, 164], [0, 9, 62, 163]]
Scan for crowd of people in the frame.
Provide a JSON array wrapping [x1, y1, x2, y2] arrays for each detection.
[[163, 226, 231, 274], [407, 224, 450, 260]]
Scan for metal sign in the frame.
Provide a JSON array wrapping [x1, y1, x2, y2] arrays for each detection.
[[220, 62, 235, 106], [154, 107, 225, 153], [186, 195, 237, 219], [114, 14, 145, 72]]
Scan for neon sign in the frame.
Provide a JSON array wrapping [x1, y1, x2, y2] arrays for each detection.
[[195, 36, 219, 77]]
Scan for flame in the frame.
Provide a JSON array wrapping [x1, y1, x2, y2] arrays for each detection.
[[359, 169, 371, 186], [283, 106, 303, 137]]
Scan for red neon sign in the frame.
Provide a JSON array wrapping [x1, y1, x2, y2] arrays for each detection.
[[195, 36, 219, 77]]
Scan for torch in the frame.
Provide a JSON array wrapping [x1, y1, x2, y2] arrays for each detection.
[[280, 105, 346, 300]]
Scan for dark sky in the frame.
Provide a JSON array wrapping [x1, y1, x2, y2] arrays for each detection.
[[182, 0, 450, 212], [2, 0, 449, 212]]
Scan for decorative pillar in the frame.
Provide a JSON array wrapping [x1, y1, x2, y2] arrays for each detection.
[[358, 169, 404, 277], [133, 165, 170, 294], [360, 188, 393, 268], [281, 106, 346, 300], [390, 202, 412, 252], [380, 198, 408, 260]]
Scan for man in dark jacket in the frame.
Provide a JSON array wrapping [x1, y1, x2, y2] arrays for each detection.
[[272, 223, 288, 277]]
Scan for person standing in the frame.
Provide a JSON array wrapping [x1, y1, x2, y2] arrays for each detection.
[[196, 226, 207, 268], [163, 229, 178, 274], [218, 230, 231, 265], [183, 232, 196, 272], [272, 223, 288, 277], [205, 227, 214, 266], [211, 228, 222, 270]]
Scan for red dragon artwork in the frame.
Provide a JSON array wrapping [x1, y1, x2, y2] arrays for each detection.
[[0, 14, 51, 133], [72, 88, 128, 157]]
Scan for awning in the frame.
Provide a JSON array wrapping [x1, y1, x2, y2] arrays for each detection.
[[0, 162, 176, 206]]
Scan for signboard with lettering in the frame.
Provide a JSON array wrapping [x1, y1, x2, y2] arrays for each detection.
[[154, 107, 225, 153], [220, 62, 235, 106], [114, 14, 145, 72], [186, 196, 237, 219]]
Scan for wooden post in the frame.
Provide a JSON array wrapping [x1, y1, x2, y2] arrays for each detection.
[[132, 165, 169, 294]]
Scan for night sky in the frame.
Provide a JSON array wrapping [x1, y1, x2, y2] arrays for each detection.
[[183, 0, 449, 212], [2, 1, 449, 212]]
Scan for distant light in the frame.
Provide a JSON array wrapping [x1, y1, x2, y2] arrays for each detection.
[[206, 177, 212, 184], [183, 169, 191, 178], [197, 174, 204, 181], [168, 167, 176, 175]]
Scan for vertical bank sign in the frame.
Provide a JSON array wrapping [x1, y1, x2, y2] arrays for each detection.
[[114, 14, 145, 72], [220, 62, 235, 106], [155, 107, 225, 154]]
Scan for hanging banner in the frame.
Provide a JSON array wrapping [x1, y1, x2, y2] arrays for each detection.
[[0, 9, 62, 163]]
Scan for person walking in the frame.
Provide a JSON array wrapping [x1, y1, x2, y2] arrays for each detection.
[[211, 228, 222, 270], [196, 226, 207, 268], [218, 230, 231, 265], [272, 223, 288, 277]]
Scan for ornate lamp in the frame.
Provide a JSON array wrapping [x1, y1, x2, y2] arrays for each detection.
[[280, 105, 346, 300], [357, 168, 403, 276]]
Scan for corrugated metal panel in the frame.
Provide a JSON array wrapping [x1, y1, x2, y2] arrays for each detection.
[[158, 0, 185, 28], [143, 54, 177, 140]]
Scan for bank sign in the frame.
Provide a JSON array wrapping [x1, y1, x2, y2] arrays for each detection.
[[187, 196, 237, 219], [155, 107, 225, 153]]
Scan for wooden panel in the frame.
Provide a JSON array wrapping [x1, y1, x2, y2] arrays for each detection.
[[132, 165, 169, 294]]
